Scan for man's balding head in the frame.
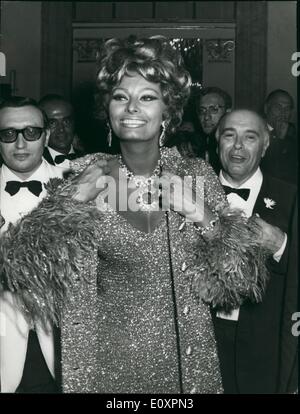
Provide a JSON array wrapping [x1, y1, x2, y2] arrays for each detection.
[[216, 109, 270, 186]]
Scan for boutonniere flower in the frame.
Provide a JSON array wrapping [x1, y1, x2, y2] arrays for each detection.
[[264, 197, 276, 209]]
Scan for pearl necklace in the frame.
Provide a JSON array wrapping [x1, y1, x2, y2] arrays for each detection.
[[118, 156, 162, 212]]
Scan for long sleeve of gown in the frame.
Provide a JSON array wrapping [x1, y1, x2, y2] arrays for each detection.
[[177, 156, 270, 313], [0, 178, 101, 325], [0, 150, 271, 323]]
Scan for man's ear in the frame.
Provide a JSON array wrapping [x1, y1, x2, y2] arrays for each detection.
[[215, 128, 220, 154], [45, 128, 50, 146], [261, 133, 270, 158], [215, 126, 220, 142]]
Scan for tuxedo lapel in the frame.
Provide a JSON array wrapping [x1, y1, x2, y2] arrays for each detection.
[[253, 175, 275, 222], [43, 147, 83, 166], [73, 148, 84, 158], [253, 175, 292, 232], [235, 174, 297, 393], [43, 147, 55, 165]]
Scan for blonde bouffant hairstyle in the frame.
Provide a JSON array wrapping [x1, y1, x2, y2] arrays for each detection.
[[95, 35, 191, 135]]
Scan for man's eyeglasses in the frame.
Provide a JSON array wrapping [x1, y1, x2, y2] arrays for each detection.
[[199, 105, 225, 116], [0, 127, 45, 143], [48, 117, 73, 129]]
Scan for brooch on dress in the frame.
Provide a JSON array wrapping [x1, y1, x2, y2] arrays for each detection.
[[263, 197, 276, 209]]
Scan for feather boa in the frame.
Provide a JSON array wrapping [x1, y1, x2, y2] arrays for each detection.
[[0, 178, 101, 326], [188, 208, 270, 312], [0, 179, 270, 323]]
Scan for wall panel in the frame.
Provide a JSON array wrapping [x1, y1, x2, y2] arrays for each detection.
[[154, 1, 194, 19], [75, 2, 113, 20], [40, 1, 73, 99], [115, 2, 153, 19], [195, 1, 235, 20], [235, 1, 267, 110]]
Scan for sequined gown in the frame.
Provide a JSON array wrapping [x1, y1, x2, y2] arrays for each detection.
[[0, 147, 269, 392], [61, 147, 226, 393]]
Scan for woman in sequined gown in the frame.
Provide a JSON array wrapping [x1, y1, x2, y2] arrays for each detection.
[[0, 37, 269, 393]]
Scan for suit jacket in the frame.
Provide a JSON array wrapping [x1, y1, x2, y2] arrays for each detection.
[[233, 175, 297, 393], [261, 123, 297, 185], [277, 199, 298, 393]]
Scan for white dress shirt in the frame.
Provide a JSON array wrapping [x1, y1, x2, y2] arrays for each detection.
[[0, 159, 63, 392], [0, 160, 63, 233], [217, 167, 287, 321], [47, 145, 75, 173]]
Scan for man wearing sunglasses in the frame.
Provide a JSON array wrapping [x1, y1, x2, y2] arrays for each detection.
[[0, 96, 63, 393], [38, 94, 84, 172], [195, 87, 232, 174]]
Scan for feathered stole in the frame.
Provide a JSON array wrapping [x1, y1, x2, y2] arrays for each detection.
[[0, 178, 101, 326], [0, 177, 270, 324], [189, 208, 270, 313]]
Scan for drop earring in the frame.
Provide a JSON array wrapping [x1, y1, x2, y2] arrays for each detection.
[[159, 121, 167, 148], [107, 124, 112, 147]]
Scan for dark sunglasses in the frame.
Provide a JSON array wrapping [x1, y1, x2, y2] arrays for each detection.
[[0, 127, 45, 143]]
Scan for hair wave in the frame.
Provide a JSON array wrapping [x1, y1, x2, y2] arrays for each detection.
[[95, 36, 191, 134]]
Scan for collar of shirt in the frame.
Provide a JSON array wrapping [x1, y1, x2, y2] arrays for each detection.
[[47, 145, 75, 160], [2, 159, 56, 183], [0, 160, 62, 233], [219, 168, 263, 218]]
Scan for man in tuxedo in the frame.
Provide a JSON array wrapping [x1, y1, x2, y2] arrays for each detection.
[[38, 94, 84, 173], [261, 89, 297, 185], [214, 109, 297, 393], [0, 96, 63, 392], [194, 87, 232, 173]]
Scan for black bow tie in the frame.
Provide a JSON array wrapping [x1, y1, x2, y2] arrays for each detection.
[[5, 180, 43, 197], [222, 185, 250, 201], [54, 153, 77, 164]]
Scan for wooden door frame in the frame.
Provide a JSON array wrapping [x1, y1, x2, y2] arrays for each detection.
[[40, 1, 267, 109]]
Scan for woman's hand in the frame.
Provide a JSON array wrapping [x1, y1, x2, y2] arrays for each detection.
[[154, 171, 210, 224], [71, 160, 111, 202]]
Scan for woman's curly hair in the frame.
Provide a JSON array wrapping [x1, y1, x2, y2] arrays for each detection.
[[95, 35, 191, 135]]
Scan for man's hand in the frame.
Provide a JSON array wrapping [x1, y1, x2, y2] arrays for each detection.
[[250, 216, 286, 254], [71, 160, 111, 202]]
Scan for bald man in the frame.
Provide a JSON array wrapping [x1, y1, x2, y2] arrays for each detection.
[[214, 109, 297, 394]]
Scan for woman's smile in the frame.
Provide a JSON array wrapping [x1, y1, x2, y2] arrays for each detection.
[[120, 118, 147, 128]]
